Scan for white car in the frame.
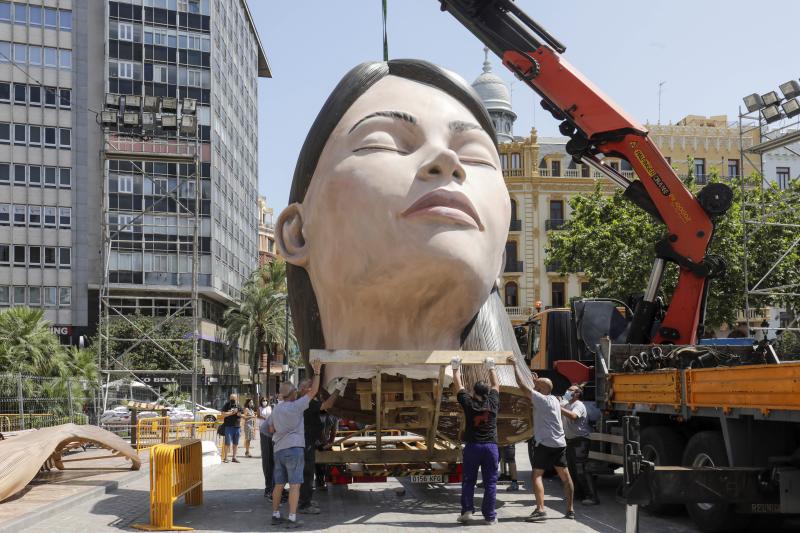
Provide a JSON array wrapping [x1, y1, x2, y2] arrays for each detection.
[[173, 403, 221, 423], [99, 405, 161, 425]]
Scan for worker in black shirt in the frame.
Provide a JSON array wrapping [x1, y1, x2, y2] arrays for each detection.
[[221, 393, 243, 463], [297, 377, 348, 514], [453, 356, 500, 525]]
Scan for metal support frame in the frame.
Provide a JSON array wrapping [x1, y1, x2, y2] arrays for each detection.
[[97, 115, 202, 420], [738, 107, 800, 334]]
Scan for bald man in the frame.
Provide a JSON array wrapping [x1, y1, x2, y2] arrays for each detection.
[[509, 356, 575, 523]]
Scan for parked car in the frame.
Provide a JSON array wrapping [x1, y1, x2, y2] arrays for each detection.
[[99, 405, 160, 425], [173, 402, 221, 422]]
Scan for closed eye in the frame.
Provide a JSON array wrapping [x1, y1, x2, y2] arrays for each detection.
[[352, 145, 408, 154], [459, 157, 496, 169]]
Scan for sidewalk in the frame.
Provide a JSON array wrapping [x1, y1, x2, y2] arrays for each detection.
[[16, 439, 702, 533]]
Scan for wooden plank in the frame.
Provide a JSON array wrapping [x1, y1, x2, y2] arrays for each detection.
[[403, 378, 413, 401], [357, 381, 435, 394], [376, 373, 382, 453], [428, 365, 446, 452], [359, 391, 372, 411], [383, 400, 433, 410], [589, 451, 624, 465], [589, 432, 624, 445], [311, 349, 512, 365]]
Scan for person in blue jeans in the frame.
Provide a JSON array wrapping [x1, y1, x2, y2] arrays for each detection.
[[220, 393, 242, 463], [452, 356, 500, 525], [269, 358, 323, 529]]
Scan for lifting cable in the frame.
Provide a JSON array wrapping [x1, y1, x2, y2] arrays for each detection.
[[382, 0, 389, 61]]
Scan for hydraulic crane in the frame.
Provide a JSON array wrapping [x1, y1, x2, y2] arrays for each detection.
[[437, 0, 733, 346]]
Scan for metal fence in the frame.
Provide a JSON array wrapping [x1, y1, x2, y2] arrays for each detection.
[[0, 373, 96, 431]]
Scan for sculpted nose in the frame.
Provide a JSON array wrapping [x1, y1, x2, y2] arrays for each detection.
[[417, 148, 465, 182]]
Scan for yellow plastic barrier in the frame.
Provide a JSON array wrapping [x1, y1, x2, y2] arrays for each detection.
[[133, 439, 203, 531], [136, 417, 171, 452], [174, 421, 221, 443]]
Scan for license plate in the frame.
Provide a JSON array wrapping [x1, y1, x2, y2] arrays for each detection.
[[410, 474, 443, 483]]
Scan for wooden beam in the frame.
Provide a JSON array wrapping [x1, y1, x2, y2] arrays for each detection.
[[428, 365, 446, 453], [311, 349, 512, 365], [376, 373, 382, 453], [403, 378, 413, 401]]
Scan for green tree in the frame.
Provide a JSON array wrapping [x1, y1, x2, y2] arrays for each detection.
[[545, 165, 799, 331], [98, 314, 194, 371], [0, 306, 65, 376], [224, 260, 294, 394]]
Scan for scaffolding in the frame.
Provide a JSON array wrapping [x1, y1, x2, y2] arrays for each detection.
[[738, 107, 800, 335], [97, 118, 202, 419]]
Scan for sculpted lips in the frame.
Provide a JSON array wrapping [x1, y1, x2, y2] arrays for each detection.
[[401, 188, 484, 230]]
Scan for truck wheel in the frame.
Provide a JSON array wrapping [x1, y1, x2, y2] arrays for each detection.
[[640, 426, 685, 514], [682, 431, 750, 532]]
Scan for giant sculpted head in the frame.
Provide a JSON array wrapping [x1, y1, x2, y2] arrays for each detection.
[[277, 60, 515, 379]]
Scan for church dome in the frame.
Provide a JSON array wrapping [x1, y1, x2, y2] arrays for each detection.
[[471, 49, 513, 114]]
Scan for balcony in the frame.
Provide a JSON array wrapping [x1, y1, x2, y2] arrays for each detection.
[[545, 218, 566, 230], [539, 166, 637, 180], [502, 168, 525, 177], [504, 260, 524, 273], [505, 306, 534, 322], [509, 219, 522, 231], [546, 261, 562, 273]]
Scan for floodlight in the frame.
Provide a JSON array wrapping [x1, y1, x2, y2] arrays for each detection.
[[782, 98, 800, 119], [743, 93, 764, 113], [161, 114, 178, 129], [779, 80, 800, 100], [105, 93, 120, 109], [180, 115, 197, 135], [142, 112, 157, 129], [124, 94, 141, 109], [181, 98, 197, 114], [143, 95, 160, 112], [761, 105, 783, 124], [761, 91, 781, 107], [122, 112, 140, 126], [162, 97, 178, 112], [101, 110, 117, 125]]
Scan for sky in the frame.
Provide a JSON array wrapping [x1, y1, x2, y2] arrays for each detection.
[[249, 0, 800, 213]]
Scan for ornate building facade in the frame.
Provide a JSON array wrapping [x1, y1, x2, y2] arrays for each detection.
[[257, 195, 276, 265]]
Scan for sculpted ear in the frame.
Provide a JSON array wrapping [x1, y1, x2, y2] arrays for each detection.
[[276, 203, 309, 267]]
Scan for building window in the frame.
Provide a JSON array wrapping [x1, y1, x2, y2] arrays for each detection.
[[510, 153, 521, 169], [59, 10, 71, 31], [59, 247, 71, 267], [0, 245, 8, 264], [44, 167, 57, 187], [13, 205, 26, 226], [0, 163, 6, 184], [0, 82, 8, 102], [44, 207, 56, 227], [499, 153, 508, 170], [551, 159, 561, 177], [44, 127, 56, 147], [0, 286, 8, 305], [551, 282, 566, 308], [187, 69, 202, 87], [13, 245, 25, 265], [694, 158, 706, 184], [0, 122, 8, 144], [14, 124, 26, 144], [59, 89, 71, 108], [59, 168, 71, 188], [0, 204, 8, 225], [29, 46, 41, 66], [44, 47, 57, 67], [0, 3, 9, 23], [118, 174, 134, 193], [14, 287, 25, 305], [44, 86, 57, 107], [14, 164, 26, 184], [44, 7, 57, 28], [29, 85, 41, 104], [44, 247, 56, 266], [118, 61, 134, 79], [44, 287, 57, 307], [118, 22, 134, 41], [59, 287, 71, 305], [29, 125, 41, 146], [13, 83, 26, 103], [59, 128, 71, 148], [59, 207, 71, 228], [28, 206, 41, 226], [777, 167, 790, 190], [29, 166, 41, 185], [504, 281, 518, 307], [28, 246, 41, 266], [504, 241, 520, 272], [28, 286, 41, 306], [29, 5, 41, 26], [549, 199, 564, 221], [727, 159, 739, 178], [13, 43, 26, 63]]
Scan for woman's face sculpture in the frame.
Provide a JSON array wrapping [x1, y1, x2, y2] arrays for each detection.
[[278, 75, 510, 344]]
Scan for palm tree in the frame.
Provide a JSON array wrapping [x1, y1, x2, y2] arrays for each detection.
[[0, 307, 64, 376], [224, 260, 294, 396]]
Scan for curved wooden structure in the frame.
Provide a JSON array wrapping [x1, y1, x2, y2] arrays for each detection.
[[0, 423, 141, 503]]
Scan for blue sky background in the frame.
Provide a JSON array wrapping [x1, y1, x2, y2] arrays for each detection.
[[250, 0, 800, 212]]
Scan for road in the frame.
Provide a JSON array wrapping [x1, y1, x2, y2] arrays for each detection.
[[20, 439, 713, 533]]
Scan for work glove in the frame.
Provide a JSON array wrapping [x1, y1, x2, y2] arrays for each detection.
[[335, 377, 349, 394], [450, 356, 462, 370], [483, 357, 496, 371]]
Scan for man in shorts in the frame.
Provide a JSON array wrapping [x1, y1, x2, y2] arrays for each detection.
[[269, 359, 322, 529], [509, 356, 574, 522], [220, 393, 242, 463]]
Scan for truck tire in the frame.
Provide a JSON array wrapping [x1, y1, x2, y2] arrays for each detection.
[[640, 426, 685, 514], [682, 431, 750, 532]]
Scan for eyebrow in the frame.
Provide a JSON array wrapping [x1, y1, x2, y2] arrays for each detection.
[[449, 120, 483, 133], [348, 111, 417, 134]]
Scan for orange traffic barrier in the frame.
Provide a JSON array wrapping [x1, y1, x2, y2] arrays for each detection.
[[133, 439, 203, 531]]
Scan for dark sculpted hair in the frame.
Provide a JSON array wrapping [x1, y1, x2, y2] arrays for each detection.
[[287, 59, 527, 382]]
